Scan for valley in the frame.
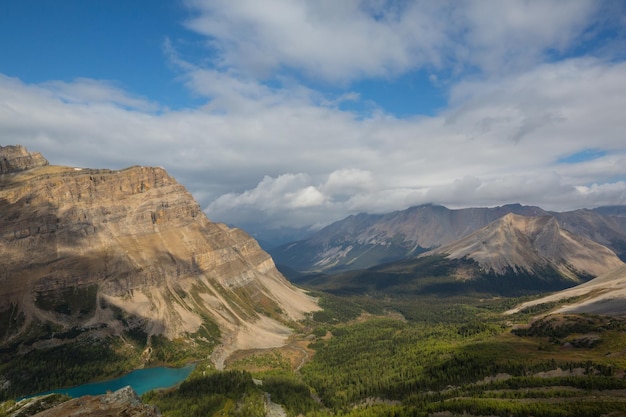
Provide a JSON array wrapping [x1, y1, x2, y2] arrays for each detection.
[[136, 292, 626, 416], [3, 145, 626, 416]]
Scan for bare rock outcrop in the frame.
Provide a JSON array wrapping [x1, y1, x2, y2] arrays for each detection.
[[7, 386, 159, 417], [0, 145, 48, 174], [0, 145, 319, 363]]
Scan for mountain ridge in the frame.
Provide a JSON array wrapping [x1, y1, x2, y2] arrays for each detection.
[[292, 212, 624, 297], [271, 203, 626, 274], [423, 213, 623, 280]]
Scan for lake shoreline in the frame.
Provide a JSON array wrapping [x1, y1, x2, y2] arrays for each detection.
[[18, 363, 197, 401]]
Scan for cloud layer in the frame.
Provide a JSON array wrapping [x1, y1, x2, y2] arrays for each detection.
[[1, 1, 625, 241]]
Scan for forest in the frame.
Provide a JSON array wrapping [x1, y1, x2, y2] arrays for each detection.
[[2, 290, 626, 416], [138, 292, 626, 417]]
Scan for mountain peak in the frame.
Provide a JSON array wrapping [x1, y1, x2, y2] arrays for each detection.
[[426, 213, 622, 279]]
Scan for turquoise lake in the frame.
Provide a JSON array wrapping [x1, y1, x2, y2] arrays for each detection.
[[24, 363, 195, 399]]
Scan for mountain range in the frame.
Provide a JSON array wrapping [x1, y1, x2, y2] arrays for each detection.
[[0, 145, 319, 369], [270, 203, 626, 275]]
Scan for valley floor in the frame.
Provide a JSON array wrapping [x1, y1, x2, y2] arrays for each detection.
[[4, 293, 626, 417]]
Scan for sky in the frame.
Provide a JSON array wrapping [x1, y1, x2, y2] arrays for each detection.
[[1, 1, 626, 244]]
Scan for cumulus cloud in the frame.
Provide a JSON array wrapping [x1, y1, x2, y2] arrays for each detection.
[[3, 55, 626, 235]]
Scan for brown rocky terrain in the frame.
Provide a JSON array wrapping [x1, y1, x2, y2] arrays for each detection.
[[0, 145, 48, 174], [0, 145, 319, 365], [423, 213, 623, 281], [4, 386, 159, 417]]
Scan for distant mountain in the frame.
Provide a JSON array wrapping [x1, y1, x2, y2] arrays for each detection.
[[424, 213, 623, 281], [271, 203, 626, 274], [0, 145, 319, 369], [293, 213, 624, 297], [553, 207, 626, 260]]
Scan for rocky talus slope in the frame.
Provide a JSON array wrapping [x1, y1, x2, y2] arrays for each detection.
[[424, 213, 623, 281], [0, 145, 318, 363]]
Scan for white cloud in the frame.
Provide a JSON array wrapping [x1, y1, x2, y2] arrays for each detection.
[[2, 0, 626, 241], [460, 0, 598, 73], [288, 186, 327, 208], [3, 57, 626, 224], [323, 168, 375, 197], [182, 0, 604, 83], [42, 78, 160, 112]]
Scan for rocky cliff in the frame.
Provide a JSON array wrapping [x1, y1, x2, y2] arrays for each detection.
[[0, 145, 318, 364]]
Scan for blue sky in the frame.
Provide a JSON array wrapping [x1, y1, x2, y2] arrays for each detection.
[[1, 1, 626, 243]]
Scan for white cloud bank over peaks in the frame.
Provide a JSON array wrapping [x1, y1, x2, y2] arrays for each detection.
[[204, 57, 626, 234], [2, 0, 626, 242]]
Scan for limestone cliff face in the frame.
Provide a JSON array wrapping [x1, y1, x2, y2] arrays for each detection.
[[0, 146, 318, 358]]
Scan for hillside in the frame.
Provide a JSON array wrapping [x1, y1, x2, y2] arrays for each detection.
[[0, 145, 319, 375], [507, 263, 626, 316]]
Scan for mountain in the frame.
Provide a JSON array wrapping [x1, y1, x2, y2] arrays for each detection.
[[294, 213, 623, 297], [423, 213, 623, 281], [553, 207, 626, 260], [0, 145, 319, 367], [271, 204, 626, 274], [0, 144, 48, 173]]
